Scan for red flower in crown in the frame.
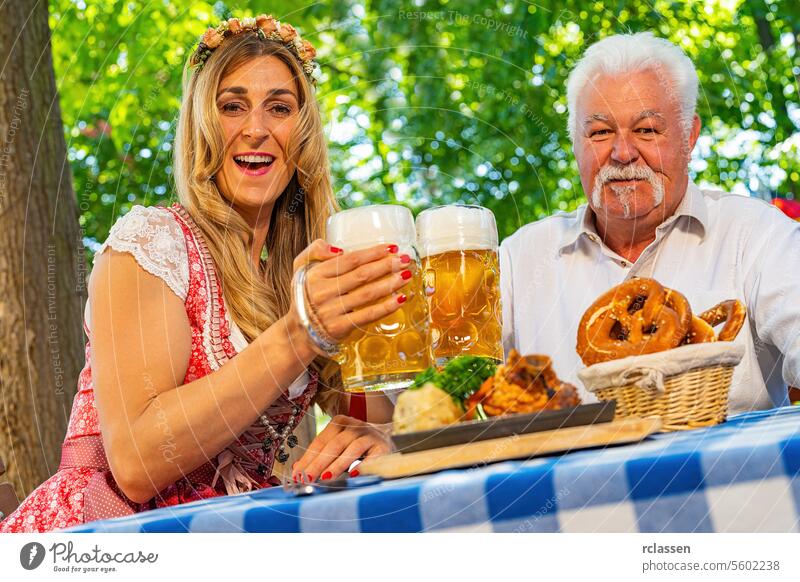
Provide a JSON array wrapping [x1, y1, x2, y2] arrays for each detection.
[[257, 14, 278, 35], [227, 18, 242, 34], [301, 39, 317, 60], [202, 27, 223, 49], [278, 23, 297, 42]]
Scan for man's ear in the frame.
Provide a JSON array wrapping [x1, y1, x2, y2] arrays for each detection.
[[686, 114, 701, 158]]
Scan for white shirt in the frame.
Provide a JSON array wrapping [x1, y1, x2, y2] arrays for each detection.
[[499, 181, 800, 414]]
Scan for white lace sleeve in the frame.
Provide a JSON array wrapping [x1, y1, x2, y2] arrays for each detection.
[[95, 205, 190, 301]]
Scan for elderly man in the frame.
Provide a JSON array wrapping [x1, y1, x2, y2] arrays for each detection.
[[500, 32, 800, 413]]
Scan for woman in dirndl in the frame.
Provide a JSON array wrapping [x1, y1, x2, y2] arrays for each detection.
[[1, 14, 408, 533]]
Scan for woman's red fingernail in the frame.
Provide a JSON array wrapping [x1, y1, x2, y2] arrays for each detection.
[[349, 469, 360, 478], [306, 473, 314, 482], [400, 254, 411, 264], [321, 471, 333, 480], [387, 244, 399, 254], [329, 245, 343, 254], [397, 294, 407, 304], [401, 270, 412, 280]]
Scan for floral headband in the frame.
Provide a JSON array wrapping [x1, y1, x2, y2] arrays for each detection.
[[190, 14, 321, 85]]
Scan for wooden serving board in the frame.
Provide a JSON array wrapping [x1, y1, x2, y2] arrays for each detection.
[[360, 416, 662, 479]]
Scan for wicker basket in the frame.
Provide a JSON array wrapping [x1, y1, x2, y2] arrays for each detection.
[[578, 343, 745, 432]]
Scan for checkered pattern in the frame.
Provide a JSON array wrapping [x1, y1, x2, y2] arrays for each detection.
[[65, 406, 800, 533]]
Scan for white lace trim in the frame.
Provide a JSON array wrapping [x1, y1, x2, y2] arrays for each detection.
[[95, 205, 190, 301]]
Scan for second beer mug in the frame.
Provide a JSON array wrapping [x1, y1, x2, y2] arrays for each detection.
[[327, 205, 433, 393], [416, 205, 503, 365]]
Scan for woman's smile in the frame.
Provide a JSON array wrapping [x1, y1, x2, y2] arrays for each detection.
[[233, 151, 277, 176]]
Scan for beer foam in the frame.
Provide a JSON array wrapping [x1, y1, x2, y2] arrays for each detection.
[[416, 205, 498, 257], [327, 204, 416, 252]]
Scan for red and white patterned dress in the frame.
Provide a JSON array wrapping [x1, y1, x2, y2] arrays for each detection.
[[0, 203, 317, 533]]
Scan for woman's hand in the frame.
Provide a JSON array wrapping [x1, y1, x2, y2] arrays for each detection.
[[291, 415, 392, 482], [287, 239, 414, 348]]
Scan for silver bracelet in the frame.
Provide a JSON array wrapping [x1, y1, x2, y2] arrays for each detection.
[[292, 263, 341, 358]]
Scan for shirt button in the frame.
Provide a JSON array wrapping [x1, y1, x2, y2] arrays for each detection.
[[620, 260, 628, 267]]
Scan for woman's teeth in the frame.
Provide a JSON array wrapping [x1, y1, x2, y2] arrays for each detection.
[[234, 154, 275, 169]]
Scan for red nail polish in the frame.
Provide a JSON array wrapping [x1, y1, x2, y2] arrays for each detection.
[[387, 244, 399, 254], [400, 254, 411, 264], [349, 469, 360, 478], [321, 471, 333, 480], [306, 473, 314, 482], [401, 270, 412, 280], [329, 245, 343, 254], [397, 294, 407, 304]]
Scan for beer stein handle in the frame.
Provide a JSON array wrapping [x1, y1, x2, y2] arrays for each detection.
[[292, 262, 341, 358]]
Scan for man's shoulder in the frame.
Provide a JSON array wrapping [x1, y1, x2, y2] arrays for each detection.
[[501, 206, 586, 251], [698, 185, 792, 228], [699, 186, 776, 213]]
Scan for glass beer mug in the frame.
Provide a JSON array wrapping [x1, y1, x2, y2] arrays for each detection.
[[416, 204, 503, 365], [327, 205, 433, 392]]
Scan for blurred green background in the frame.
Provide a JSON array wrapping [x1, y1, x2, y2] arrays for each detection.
[[50, 0, 800, 258]]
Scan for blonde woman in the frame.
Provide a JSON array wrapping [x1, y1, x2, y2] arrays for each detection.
[[1, 15, 408, 533]]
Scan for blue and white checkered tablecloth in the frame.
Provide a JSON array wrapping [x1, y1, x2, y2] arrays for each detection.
[[65, 406, 800, 533]]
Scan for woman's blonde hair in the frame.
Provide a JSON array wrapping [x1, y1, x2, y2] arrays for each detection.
[[174, 32, 340, 412]]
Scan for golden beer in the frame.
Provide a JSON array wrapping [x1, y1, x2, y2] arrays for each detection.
[[422, 249, 503, 362], [327, 205, 433, 393], [417, 205, 503, 365]]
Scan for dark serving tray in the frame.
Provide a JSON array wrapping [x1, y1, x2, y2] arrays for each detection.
[[391, 400, 617, 454]]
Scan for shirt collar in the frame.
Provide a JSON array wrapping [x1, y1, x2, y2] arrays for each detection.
[[674, 180, 709, 235], [557, 180, 708, 255]]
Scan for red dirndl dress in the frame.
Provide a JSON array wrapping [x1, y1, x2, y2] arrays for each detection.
[[0, 204, 317, 532]]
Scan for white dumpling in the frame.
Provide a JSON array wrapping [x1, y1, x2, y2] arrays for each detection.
[[392, 383, 463, 434]]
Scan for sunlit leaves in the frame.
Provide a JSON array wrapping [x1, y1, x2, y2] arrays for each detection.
[[51, 0, 800, 255]]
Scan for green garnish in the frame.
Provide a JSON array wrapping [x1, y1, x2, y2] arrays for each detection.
[[411, 356, 497, 407], [411, 366, 439, 390]]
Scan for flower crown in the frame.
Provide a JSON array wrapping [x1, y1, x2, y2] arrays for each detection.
[[191, 15, 321, 85]]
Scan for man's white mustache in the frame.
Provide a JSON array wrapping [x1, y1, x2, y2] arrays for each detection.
[[596, 164, 658, 184], [590, 164, 664, 216]]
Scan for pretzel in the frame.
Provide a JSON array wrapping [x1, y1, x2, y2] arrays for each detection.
[[664, 287, 692, 329], [663, 287, 714, 345], [682, 315, 717, 344], [576, 278, 691, 366], [699, 300, 746, 341]]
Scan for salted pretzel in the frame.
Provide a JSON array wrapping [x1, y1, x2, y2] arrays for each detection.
[[664, 287, 715, 345], [663, 287, 691, 324], [699, 300, 746, 342], [682, 316, 717, 344], [576, 278, 691, 366]]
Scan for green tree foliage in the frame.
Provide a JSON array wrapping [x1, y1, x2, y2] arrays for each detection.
[[50, 0, 799, 256]]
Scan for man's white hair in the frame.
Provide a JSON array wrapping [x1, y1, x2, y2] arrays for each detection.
[[566, 32, 699, 142]]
